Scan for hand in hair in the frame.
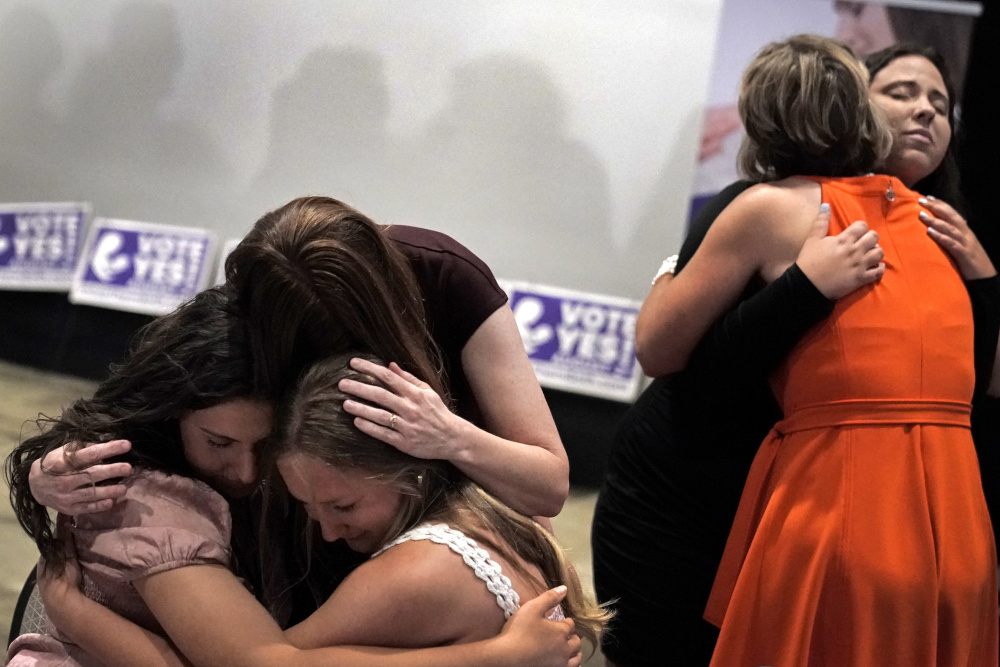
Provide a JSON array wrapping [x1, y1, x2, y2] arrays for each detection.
[[494, 586, 583, 667], [795, 203, 885, 300], [29, 440, 133, 516], [341, 358, 464, 462], [919, 197, 997, 280]]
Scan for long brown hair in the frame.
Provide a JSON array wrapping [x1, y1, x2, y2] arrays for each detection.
[[738, 34, 893, 182], [224, 196, 446, 399], [275, 352, 610, 647], [4, 287, 268, 565]]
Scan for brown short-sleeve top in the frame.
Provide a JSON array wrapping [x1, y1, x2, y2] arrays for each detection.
[[386, 225, 509, 422]]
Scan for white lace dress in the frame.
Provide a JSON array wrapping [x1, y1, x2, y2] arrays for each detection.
[[373, 522, 566, 620]]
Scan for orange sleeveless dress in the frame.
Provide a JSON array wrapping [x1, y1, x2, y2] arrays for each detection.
[[705, 175, 998, 666]]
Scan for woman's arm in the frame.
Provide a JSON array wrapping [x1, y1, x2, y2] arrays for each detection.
[[918, 196, 1000, 396], [43, 560, 580, 667], [342, 305, 568, 517], [635, 186, 791, 377], [38, 555, 194, 667], [637, 188, 885, 378]]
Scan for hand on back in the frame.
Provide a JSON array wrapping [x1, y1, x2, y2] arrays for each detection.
[[796, 203, 885, 300], [496, 587, 583, 667], [919, 197, 997, 280]]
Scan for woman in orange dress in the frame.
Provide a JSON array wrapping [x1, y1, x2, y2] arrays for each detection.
[[637, 35, 998, 665]]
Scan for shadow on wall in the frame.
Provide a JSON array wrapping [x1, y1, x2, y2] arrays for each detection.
[[248, 47, 396, 222], [59, 0, 235, 226], [0, 6, 66, 203], [2, 6, 635, 297], [625, 108, 704, 283], [250, 50, 620, 294], [406, 54, 616, 295]]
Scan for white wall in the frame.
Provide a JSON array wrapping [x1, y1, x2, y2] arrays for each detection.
[[0, 0, 724, 299]]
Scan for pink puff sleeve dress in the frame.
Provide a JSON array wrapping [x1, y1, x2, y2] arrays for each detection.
[[6, 469, 231, 667]]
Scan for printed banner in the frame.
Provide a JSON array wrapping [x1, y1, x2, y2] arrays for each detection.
[[501, 280, 644, 402], [0, 202, 90, 291], [70, 218, 215, 316], [690, 0, 981, 223]]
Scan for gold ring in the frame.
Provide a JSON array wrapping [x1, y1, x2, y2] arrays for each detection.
[[389, 414, 398, 430]]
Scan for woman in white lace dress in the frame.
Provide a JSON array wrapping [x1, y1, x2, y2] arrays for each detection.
[[270, 352, 609, 652]]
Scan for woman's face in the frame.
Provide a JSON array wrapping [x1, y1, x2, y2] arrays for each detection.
[[278, 452, 405, 554], [834, 2, 897, 58], [869, 55, 951, 187], [179, 398, 273, 499]]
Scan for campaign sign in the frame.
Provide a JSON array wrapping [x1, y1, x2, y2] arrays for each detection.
[[70, 218, 215, 316], [501, 280, 644, 402], [0, 202, 90, 291], [213, 237, 242, 286]]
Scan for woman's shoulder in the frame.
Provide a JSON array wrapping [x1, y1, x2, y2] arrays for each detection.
[[721, 178, 822, 232], [70, 468, 232, 580], [313, 531, 504, 646], [734, 177, 819, 208], [116, 469, 230, 525]]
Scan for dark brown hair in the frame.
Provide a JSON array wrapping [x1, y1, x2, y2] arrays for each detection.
[[738, 34, 892, 182], [224, 196, 446, 400], [865, 42, 963, 210], [5, 287, 268, 565], [275, 352, 610, 648]]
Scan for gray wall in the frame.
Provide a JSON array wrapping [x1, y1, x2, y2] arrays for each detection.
[[0, 0, 722, 299]]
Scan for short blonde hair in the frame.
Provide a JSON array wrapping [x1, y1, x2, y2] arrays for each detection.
[[737, 34, 893, 182]]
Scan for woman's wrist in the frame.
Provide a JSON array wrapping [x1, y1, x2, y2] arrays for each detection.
[[42, 581, 89, 634], [446, 415, 477, 466]]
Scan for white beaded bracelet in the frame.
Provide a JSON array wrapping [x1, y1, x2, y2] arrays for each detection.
[[652, 255, 679, 285]]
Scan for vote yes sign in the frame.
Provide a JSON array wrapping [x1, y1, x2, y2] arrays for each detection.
[[0, 202, 89, 291], [70, 218, 215, 316], [501, 280, 644, 402]]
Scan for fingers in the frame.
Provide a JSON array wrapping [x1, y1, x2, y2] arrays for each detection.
[[73, 440, 131, 468], [348, 357, 413, 395], [351, 415, 403, 448], [857, 229, 880, 254], [64, 485, 129, 516], [808, 203, 832, 238], [344, 399, 403, 432], [862, 262, 886, 283], [862, 244, 885, 268], [920, 210, 963, 241], [40, 440, 132, 475], [388, 362, 432, 390], [523, 586, 568, 617], [838, 219, 870, 242], [339, 378, 404, 415], [919, 196, 963, 226]]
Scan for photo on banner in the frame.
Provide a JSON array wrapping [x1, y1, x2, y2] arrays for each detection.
[[0, 202, 90, 291], [501, 279, 643, 402], [69, 218, 215, 316], [690, 0, 982, 223]]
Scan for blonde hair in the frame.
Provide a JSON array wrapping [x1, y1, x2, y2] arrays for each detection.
[[737, 34, 893, 182], [276, 352, 611, 648]]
